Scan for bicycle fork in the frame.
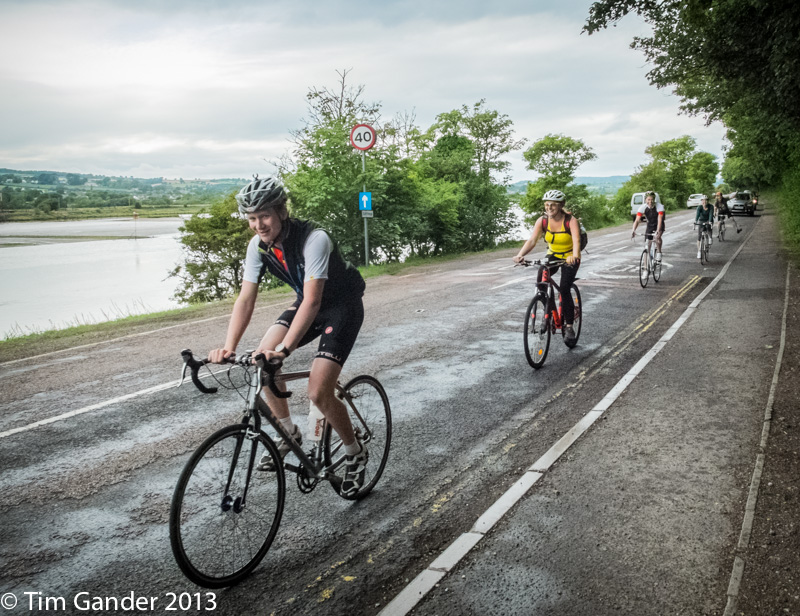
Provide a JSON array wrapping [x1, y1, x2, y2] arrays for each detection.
[[220, 428, 260, 514]]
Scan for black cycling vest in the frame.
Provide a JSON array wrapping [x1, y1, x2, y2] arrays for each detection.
[[641, 205, 661, 226], [257, 218, 365, 307]]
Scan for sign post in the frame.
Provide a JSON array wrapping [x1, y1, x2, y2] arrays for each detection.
[[350, 124, 376, 266]]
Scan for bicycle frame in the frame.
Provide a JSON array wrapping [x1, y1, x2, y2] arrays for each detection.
[[537, 264, 565, 331], [241, 365, 367, 486]]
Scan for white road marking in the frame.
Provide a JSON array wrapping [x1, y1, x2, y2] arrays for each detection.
[[379, 220, 761, 616], [0, 368, 227, 440], [490, 276, 536, 290]]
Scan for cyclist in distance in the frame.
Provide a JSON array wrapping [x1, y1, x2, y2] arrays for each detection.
[[695, 195, 714, 258], [714, 191, 742, 236], [513, 189, 581, 346], [630, 191, 664, 261], [207, 175, 368, 497]]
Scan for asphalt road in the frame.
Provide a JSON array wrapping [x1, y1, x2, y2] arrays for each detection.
[[0, 208, 786, 616]]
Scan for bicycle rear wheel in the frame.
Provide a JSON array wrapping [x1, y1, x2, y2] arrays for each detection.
[[639, 250, 649, 288], [719, 223, 725, 242], [170, 424, 285, 588], [325, 375, 392, 500], [560, 284, 582, 348], [524, 295, 551, 368]]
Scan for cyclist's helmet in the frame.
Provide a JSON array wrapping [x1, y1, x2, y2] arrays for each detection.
[[236, 175, 286, 216], [645, 190, 656, 198], [542, 189, 566, 202]]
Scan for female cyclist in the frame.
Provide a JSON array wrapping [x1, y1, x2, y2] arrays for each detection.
[[513, 189, 582, 346]]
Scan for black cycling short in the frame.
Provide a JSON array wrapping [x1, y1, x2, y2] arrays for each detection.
[[276, 298, 364, 366], [645, 221, 665, 236]]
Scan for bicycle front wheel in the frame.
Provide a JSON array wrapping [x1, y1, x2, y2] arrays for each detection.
[[325, 375, 392, 500], [524, 295, 551, 369], [170, 424, 285, 588], [639, 250, 649, 288], [720, 224, 726, 242], [652, 251, 662, 282], [700, 236, 708, 265]]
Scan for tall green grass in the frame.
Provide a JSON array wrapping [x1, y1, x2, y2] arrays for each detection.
[[775, 160, 800, 261]]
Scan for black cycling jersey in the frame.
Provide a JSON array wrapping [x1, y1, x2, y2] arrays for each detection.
[[257, 218, 365, 308]]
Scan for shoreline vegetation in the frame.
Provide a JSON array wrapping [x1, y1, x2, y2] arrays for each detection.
[[0, 204, 209, 223], [0, 240, 523, 362]]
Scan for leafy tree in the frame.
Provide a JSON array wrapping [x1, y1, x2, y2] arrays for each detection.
[[523, 134, 597, 187], [610, 135, 716, 214], [520, 134, 606, 226], [583, 0, 800, 220], [435, 100, 526, 183], [169, 194, 266, 303], [36, 173, 58, 185], [686, 151, 719, 196]]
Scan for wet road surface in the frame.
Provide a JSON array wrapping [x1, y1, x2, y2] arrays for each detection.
[[0, 209, 785, 616]]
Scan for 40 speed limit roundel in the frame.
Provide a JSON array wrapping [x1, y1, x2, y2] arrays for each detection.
[[350, 124, 376, 151]]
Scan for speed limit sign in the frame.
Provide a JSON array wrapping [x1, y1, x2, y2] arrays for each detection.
[[350, 124, 376, 151]]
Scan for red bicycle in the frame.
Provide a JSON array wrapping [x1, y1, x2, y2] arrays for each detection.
[[519, 258, 582, 369]]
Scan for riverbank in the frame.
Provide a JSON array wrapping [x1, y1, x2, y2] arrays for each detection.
[[0, 204, 208, 222], [0, 242, 526, 361]]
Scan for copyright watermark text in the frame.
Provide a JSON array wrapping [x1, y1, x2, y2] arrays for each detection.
[[0, 591, 217, 612]]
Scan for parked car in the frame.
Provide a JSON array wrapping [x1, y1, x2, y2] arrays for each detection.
[[728, 191, 755, 216], [686, 193, 705, 209], [630, 191, 663, 221]]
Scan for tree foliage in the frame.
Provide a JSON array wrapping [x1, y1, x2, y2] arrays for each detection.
[[169, 194, 262, 303], [518, 134, 614, 229], [583, 0, 800, 198], [283, 72, 523, 263], [609, 135, 718, 217]]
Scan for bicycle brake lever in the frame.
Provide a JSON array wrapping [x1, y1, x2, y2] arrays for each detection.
[[179, 349, 218, 394], [254, 353, 292, 399], [177, 362, 188, 388]]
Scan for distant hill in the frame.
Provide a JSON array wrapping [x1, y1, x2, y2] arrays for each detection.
[[508, 176, 630, 195]]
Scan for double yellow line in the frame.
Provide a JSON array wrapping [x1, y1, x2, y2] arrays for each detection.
[[550, 274, 702, 402]]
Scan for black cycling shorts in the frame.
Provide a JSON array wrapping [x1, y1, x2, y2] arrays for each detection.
[[645, 220, 665, 236], [276, 298, 364, 366]]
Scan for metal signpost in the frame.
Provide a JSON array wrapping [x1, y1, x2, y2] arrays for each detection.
[[350, 123, 376, 266]]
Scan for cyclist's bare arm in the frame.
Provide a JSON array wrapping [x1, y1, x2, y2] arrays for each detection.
[[514, 217, 544, 262], [631, 214, 641, 238], [567, 218, 581, 264], [208, 281, 258, 363], [256, 278, 325, 358]]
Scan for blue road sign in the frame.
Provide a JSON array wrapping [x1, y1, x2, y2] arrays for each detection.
[[359, 192, 372, 211]]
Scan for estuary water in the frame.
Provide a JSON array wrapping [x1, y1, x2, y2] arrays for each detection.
[[0, 218, 186, 337]]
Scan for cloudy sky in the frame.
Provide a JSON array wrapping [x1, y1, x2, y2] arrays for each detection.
[[0, 0, 728, 182]]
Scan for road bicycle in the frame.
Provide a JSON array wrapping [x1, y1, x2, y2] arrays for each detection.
[[694, 222, 712, 265], [170, 350, 391, 588], [636, 231, 662, 288], [518, 258, 582, 369]]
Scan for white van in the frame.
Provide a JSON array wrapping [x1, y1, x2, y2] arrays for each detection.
[[630, 192, 663, 220]]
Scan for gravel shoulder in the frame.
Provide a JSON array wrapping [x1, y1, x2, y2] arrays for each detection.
[[735, 263, 800, 616]]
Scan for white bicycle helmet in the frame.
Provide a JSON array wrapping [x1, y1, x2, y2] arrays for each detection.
[[542, 189, 566, 202], [236, 175, 286, 216]]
